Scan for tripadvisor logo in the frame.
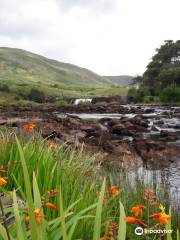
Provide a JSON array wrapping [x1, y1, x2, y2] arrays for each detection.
[[135, 227, 173, 236], [145, 229, 173, 234], [135, 227, 143, 235]]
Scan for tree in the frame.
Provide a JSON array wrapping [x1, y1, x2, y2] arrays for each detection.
[[127, 40, 180, 102], [28, 88, 45, 103], [143, 40, 180, 94], [159, 86, 180, 103], [131, 75, 143, 85]]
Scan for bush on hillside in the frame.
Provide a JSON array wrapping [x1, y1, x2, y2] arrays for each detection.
[[55, 99, 69, 107], [127, 88, 143, 102], [143, 95, 154, 103], [28, 88, 45, 103], [128, 87, 153, 103], [0, 84, 10, 92]]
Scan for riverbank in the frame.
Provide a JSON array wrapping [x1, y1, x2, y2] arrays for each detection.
[[0, 103, 180, 239], [0, 135, 178, 240], [0, 104, 180, 168]]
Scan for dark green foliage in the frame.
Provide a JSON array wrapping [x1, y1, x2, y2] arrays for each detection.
[[128, 40, 180, 103], [127, 88, 139, 102], [14, 96, 20, 101], [132, 75, 143, 85], [143, 40, 180, 93], [0, 84, 10, 92], [127, 88, 151, 103], [159, 86, 180, 103], [143, 95, 154, 103], [28, 88, 45, 103], [55, 99, 69, 107], [158, 67, 180, 87]]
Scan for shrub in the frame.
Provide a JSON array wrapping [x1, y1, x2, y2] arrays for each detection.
[[28, 88, 45, 103], [0, 84, 10, 92], [159, 86, 180, 103], [127, 88, 144, 102], [56, 99, 69, 107], [128, 88, 153, 103], [143, 96, 154, 103]]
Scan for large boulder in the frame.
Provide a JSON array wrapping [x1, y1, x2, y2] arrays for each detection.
[[111, 124, 130, 135], [133, 139, 180, 168]]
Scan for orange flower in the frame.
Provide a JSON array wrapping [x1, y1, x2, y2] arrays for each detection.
[[0, 162, 19, 174], [50, 142, 57, 152], [100, 222, 118, 240], [25, 215, 30, 223], [22, 122, 36, 133], [143, 189, 156, 201], [43, 202, 57, 209], [151, 202, 159, 207], [41, 189, 59, 201], [0, 169, 8, 173], [0, 177, 7, 186], [144, 189, 155, 195], [131, 205, 146, 217], [25, 208, 46, 225], [151, 196, 156, 200], [34, 208, 46, 224], [150, 212, 171, 225], [124, 216, 147, 226], [109, 186, 119, 196]]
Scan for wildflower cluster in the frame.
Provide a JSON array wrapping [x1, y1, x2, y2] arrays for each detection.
[[22, 122, 36, 133], [49, 142, 57, 152], [125, 189, 171, 231], [98, 186, 119, 207], [100, 222, 119, 240], [40, 189, 59, 202], [25, 189, 59, 225], [0, 177, 7, 186], [143, 189, 159, 206], [25, 208, 46, 225], [0, 161, 19, 186], [99, 186, 120, 239], [150, 204, 171, 225]]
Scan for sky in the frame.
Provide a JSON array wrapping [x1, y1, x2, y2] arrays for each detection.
[[0, 0, 179, 76]]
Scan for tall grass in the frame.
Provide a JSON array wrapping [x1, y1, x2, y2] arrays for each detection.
[[0, 133, 179, 239]]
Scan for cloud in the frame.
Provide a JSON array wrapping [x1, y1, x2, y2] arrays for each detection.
[[0, 0, 180, 75], [56, 0, 117, 14]]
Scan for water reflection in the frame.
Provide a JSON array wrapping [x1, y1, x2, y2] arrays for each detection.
[[128, 163, 180, 210]]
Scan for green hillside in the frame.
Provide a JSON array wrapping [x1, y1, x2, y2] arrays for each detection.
[[105, 75, 134, 86], [0, 47, 128, 104]]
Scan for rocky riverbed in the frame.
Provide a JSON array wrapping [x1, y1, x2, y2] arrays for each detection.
[[0, 104, 180, 169], [1, 103, 180, 208]]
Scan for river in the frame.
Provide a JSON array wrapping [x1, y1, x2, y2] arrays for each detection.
[[57, 105, 180, 208]]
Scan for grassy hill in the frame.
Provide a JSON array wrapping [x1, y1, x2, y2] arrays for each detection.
[[105, 75, 134, 86], [0, 47, 128, 104]]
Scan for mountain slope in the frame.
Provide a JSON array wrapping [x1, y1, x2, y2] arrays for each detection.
[[105, 75, 134, 86], [0, 47, 113, 95], [0, 48, 129, 104]]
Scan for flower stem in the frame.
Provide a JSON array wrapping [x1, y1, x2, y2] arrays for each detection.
[[0, 198, 11, 240]]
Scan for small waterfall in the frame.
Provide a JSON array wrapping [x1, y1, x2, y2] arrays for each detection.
[[74, 98, 92, 105]]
